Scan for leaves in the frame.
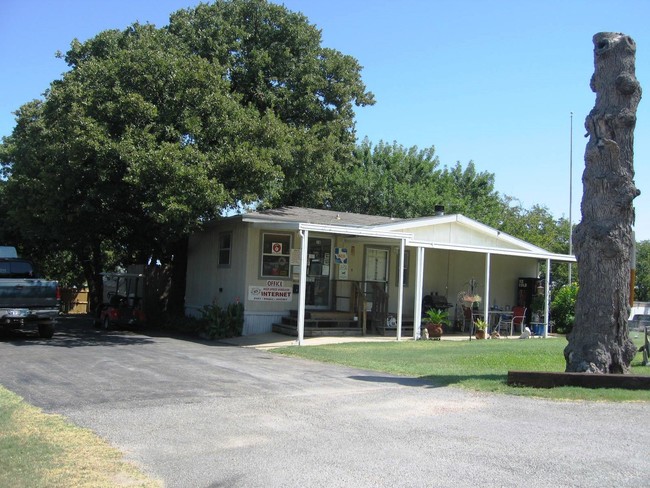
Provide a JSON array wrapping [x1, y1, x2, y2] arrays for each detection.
[[1, 0, 375, 292]]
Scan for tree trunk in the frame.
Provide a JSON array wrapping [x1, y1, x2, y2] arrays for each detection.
[[79, 241, 104, 317], [564, 33, 642, 373]]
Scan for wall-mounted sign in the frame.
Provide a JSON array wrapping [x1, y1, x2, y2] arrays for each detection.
[[290, 248, 302, 265], [334, 248, 348, 264], [248, 280, 293, 301]]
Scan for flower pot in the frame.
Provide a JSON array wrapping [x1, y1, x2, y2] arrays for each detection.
[[425, 323, 444, 340], [475, 330, 486, 340]]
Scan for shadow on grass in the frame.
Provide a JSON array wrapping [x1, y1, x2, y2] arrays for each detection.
[[350, 373, 506, 388]]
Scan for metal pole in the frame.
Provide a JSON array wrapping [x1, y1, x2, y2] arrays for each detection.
[[413, 247, 424, 340], [396, 239, 405, 341], [298, 229, 309, 346], [568, 112, 574, 284]]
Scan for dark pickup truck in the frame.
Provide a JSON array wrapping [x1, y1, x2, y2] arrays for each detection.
[[0, 247, 59, 338]]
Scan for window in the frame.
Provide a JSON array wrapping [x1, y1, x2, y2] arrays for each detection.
[[0, 260, 34, 278], [218, 233, 232, 266], [395, 250, 410, 287], [261, 233, 291, 278]]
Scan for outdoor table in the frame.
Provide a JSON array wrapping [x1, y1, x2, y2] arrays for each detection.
[[487, 310, 512, 331]]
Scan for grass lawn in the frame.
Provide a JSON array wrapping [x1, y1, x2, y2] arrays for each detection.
[[273, 336, 650, 402], [0, 387, 160, 488]]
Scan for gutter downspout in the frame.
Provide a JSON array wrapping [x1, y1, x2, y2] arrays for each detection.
[[298, 229, 309, 346]]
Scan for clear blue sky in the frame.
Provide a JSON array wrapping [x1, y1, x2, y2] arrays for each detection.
[[1, 0, 649, 240]]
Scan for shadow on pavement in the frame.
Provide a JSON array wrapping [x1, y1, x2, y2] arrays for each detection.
[[349, 373, 506, 389], [0, 314, 156, 348]]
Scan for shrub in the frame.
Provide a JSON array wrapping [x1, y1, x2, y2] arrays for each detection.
[[200, 300, 244, 339], [551, 284, 578, 334]]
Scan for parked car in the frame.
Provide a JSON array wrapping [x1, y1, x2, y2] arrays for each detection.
[[0, 246, 59, 338]]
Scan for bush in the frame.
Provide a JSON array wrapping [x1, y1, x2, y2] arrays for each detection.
[[551, 284, 578, 334], [199, 300, 244, 339]]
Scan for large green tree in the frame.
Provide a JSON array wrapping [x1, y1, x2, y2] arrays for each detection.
[[328, 139, 503, 220], [495, 198, 572, 288], [0, 0, 374, 311]]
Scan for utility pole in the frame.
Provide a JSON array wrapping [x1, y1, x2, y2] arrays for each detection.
[[568, 112, 573, 284]]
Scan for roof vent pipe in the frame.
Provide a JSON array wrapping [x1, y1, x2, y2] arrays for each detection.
[[434, 205, 445, 216]]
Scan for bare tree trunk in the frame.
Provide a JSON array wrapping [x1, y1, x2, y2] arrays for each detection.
[[564, 33, 642, 373]]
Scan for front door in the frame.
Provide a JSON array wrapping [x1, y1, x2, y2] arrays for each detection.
[[364, 247, 390, 295], [306, 238, 332, 308]]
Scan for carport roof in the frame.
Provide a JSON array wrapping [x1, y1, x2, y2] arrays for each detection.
[[241, 206, 401, 227]]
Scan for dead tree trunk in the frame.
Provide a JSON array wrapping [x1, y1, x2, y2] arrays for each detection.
[[564, 33, 642, 373]]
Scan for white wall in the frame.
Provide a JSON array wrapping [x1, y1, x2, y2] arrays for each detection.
[[185, 222, 248, 317]]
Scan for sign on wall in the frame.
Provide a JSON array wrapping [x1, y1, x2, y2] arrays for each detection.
[[248, 280, 293, 302], [334, 248, 348, 264]]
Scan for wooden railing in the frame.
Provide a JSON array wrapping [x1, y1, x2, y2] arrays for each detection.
[[333, 280, 389, 336]]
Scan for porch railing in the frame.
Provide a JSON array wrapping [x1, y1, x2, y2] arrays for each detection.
[[332, 280, 389, 335]]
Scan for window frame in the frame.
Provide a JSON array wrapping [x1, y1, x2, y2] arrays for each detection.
[[395, 249, 410, 287], [218, 232, 232, 267], [260, 232, 292, 279]]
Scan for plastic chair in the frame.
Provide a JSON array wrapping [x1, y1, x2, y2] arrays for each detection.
[[497, 306, 527, 336]]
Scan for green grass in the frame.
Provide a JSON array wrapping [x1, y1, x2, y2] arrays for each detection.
[[0, 387, 160, 488], [274, 336, 650, 402]]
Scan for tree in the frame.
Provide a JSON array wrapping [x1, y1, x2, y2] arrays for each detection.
[[328, 139, 503, 220], [166, 0, 374, 208], [635, 240, 650, 301], [496, 198, 572, 288], [1, 1, 374, 311], [564, 33, 641, 374]]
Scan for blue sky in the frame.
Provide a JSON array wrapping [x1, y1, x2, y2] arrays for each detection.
[[1, 0, 649, 240]]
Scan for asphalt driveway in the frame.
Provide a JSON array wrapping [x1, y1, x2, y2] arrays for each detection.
[[0, 316, 648, 487]]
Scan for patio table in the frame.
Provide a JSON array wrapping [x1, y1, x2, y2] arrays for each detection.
[[487, 310, 512, 332]]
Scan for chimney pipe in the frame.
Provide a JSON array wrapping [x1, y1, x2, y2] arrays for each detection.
[[434, 205, 445, 216]]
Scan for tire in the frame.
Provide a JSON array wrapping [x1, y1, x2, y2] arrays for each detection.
[[103, 316, 111, 330], [38, 323, 55, 339]]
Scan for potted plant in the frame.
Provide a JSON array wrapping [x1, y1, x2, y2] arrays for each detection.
[[531, 294, 545, 322], [474, 318, 488, 340], [423, 308, 449, 340]]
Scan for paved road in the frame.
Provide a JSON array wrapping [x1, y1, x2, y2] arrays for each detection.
[[0, 316, 648, 487]]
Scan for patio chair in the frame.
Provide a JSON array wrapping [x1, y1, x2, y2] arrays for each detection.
[[497, 306, 527, 336]]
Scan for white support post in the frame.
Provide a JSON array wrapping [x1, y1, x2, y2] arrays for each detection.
[[298, 229, 309, 346], [396, 239, 405, 341], [544, 258, 551, 338], [413, 246, 425, 340], [484, 253, 491, 333]]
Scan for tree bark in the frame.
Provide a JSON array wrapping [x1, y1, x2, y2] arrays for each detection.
[[564, 33, 642, 373]]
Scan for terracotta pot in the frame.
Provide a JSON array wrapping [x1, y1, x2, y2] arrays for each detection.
[[475, 330, 486, 340], [425, 323, 444, 339]]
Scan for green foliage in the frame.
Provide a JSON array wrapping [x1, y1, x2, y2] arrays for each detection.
[[635, 240, 650, 301], [328, 139, 502, 220], [531, 294, 546, 314], [473, 318, 488, 331], [0, 0, 373, 304], [551, 284, 578, 334], [423, 308, 449, 325], [200, 300, 244, 339]]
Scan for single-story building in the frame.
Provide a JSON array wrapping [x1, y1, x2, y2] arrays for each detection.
[[185, 206, 576, 343]]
